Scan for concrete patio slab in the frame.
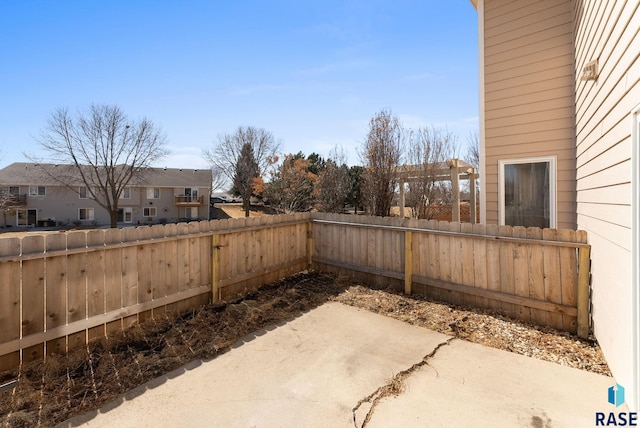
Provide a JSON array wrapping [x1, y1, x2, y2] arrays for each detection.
[[58, 302, 617, 428], [367, 338, 618, 428]]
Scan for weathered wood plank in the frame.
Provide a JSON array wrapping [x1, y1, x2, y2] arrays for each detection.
[[512, 226, 530, 323], [0, 238, 21, 370], [66, 231, 87, 352], [485, 224, 502, 311], [104, 228, 123, 335], [86, 230, 106, 341], [461, 223, 476, 308], [498, 225, 515, 318], [472, 223, 488, 309], [558, 229, 578, 333], [543, 228, 563, 330], [527, 227, 547, 327], [45, 233, 67, 355]]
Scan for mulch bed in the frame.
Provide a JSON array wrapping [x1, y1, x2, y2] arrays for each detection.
[[0, 272, 610, 427]]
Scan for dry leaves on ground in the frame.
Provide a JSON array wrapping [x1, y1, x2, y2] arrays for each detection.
[[0, 272, 610, 427]]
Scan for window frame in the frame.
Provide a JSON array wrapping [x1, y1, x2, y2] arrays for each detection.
[[29, 186, 46, 196], [78, 208, 95, 221], [147, 187, 160, 199], [143, 207, 157, 217], [79, 186, 92, 199], [498, 155, 557, 229], [120, 187, 131, 200]]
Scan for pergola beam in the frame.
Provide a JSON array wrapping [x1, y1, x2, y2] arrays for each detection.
[[394, 159, 478, 223]]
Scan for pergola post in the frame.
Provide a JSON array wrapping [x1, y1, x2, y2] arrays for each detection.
[[450, 159, 460, 222], [469, 168, 477, 224], [399, 179, 405, 218]]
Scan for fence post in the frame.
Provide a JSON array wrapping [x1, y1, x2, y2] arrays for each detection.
[[306, 221, 313, 269], [404, 230, 413, 295], [577, 245, 591, 338], [211, 234, 221, 303]]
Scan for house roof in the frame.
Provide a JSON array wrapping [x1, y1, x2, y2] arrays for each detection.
[[0, 162, 212, 188]]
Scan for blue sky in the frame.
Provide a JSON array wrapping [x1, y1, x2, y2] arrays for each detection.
[[0, 1, 478, 169]]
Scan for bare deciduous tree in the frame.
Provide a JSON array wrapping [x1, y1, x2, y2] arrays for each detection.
[[32, 104, 168, 228], [233, 143, 260, 217], [465, 131, 480, 170], [0, 191, 23, 228], [359, 109, 404, 217], [203, 126, 280, 191], [314, 147, 350, 213], [405, 126, 457, 219]]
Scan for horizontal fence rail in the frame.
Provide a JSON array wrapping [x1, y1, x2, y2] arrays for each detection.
[[0, 213, 310, 371], [310, 213, 590, 338]]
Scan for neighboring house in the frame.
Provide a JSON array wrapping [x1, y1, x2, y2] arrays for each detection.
[[473, 0, 639, 409], [0, 163, 212, 227]]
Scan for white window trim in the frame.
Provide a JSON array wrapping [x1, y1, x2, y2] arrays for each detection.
[[79, 186, 92, 199], [147, 187, 160, 199], [120, 187, 131, 200], [78, 208, 94, 221], [498, 155, 557, 229], [143, 207, 157, 217], [29, 186, 46, 196]]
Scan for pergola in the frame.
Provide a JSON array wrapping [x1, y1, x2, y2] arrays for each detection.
[[395, 159, 479, 223]]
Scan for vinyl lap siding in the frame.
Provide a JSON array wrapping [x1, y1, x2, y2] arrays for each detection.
[[483, 0, 576, 228], [574, 0, 640, 406]]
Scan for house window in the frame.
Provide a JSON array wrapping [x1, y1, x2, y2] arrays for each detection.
[[29, 186, 46, 196], [120, 187, 131, 199], [8, 186, 19, 195], [147, 187, 160, 199], [79, 186, 91, 199], [143, 207, 157, 217], [79, 208, 94, 221], [498, 156, 556, 228]]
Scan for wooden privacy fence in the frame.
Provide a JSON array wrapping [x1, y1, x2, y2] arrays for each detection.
[[311, 213, 591, 338], [0, 214, 310, 370], [0, 211, 591, 371]]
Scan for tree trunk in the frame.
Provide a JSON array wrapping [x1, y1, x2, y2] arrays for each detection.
[[110, 209, 119, 228], [243, 200, 250, 217]]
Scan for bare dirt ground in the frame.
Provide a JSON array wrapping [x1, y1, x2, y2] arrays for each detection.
[[0, 272, 610, 427]]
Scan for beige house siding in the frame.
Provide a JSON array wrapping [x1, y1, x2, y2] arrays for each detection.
[[574, 0, 639, 408], [482, 0, 576, 229]]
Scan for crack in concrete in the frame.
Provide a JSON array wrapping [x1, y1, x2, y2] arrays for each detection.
[[351, 337, 456, 428]]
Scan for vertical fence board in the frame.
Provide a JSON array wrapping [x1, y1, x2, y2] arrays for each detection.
[[122, 227, 139, 328], [512, 226, 530, 323], [151, 225, 168, 316], [22, 236, 45, 362], [485, 224, 502, 311], [472, 223, 488, 309], [498, 225, 515, 318], [543, 229, 563, 330], [66, 231, 87, 351], [558, 229, 578, 332], [45, 234, 68, 355], [137, 227, 153, 323], [104, 228, 123, 335], [461, 223, 476, 308], [426, 221, 441, 301], [448, 222, 463, 306], [438, 221, 452, 303], [0, 238, 21, 370], [527, 227, 547, 327], [87, 230, 106, 341]]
